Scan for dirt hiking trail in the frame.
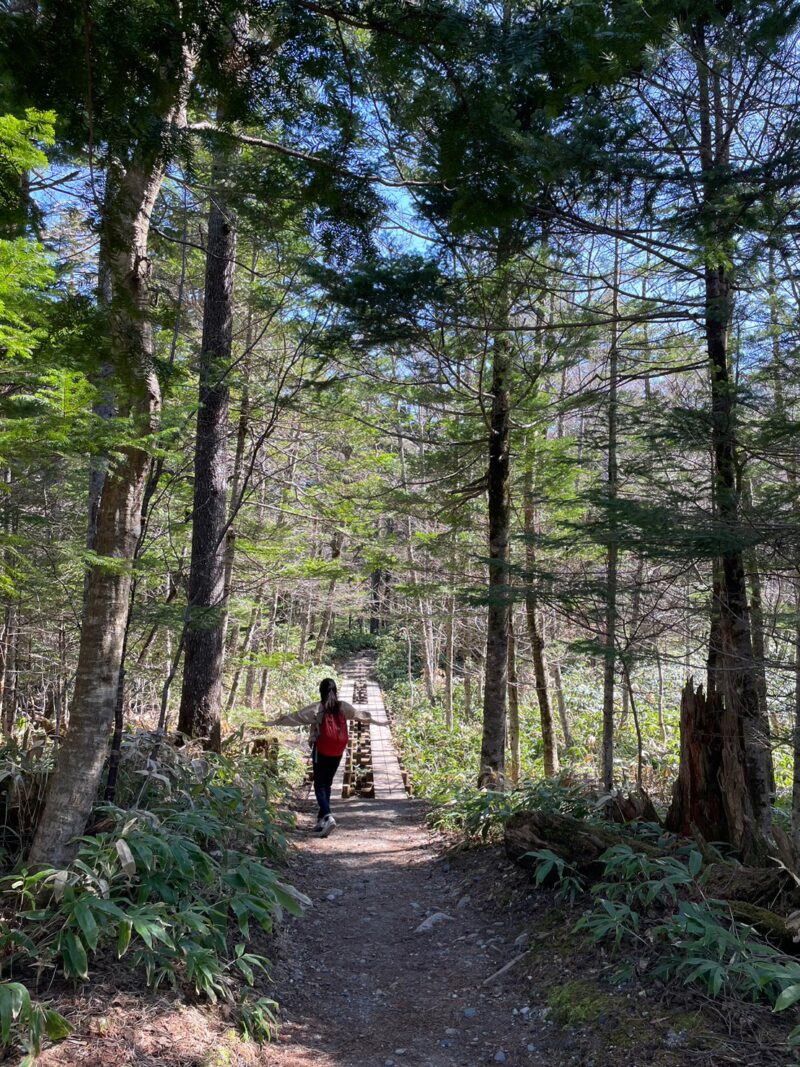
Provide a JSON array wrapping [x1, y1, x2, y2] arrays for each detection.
[[269, 794, 549, 1067], [268, 656, 549, 1066], [265, 661, 779, 1067]]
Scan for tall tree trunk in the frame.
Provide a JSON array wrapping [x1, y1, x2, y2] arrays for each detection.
[[655, 645, 667, 744], [29, 43, 196, 865], [84, 190, 116, 576], [549, 659, 571, 748], [444, 591, 455, 730], [770, 256, 800, 847], [691, 29, 772, 860], [463, 658, 473, 721], [0, 469, 14, 734], [794, 579, 800, 847], [257, 589, 280, 709], [601, 232, 620, 792], [313, 530, 345, 663], [742, 481, 770, 738], [620, 557, 644, 727], [420, 608, 438, 701], [220, 246, 256, 652], [177, 130, 238, 752], [298, 599, 313, 663], [398, 431, 437, 699], [707, 557, 723, 696], [106, 459, 164, 801], [225, 601, 258, 712], [523, 462, 559, 776], [1, 606, 17, 736], [480, 258, 512, 788], [507, 613, 520, 783]]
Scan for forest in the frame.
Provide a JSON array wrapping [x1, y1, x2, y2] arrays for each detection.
[[2, 0, 800, 1064]]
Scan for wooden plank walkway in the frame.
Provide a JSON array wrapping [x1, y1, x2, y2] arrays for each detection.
[[339, 666, 406, 801]]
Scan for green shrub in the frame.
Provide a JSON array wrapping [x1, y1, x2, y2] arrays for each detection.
[[226, 657, 337, 728], [0, 746, 308, 1048], [430, 775, 599, 837], [327, 630, 378, 659], [537, 843, 800, 1048], [388, 683, 480, 800], [523, 848, 585, 903], [375, 631, 423, 691], [5, 800, 308, 1000], [0, 981, 71, 1065]]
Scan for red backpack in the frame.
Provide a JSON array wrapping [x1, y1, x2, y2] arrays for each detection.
[[316, 709, 349, 757]]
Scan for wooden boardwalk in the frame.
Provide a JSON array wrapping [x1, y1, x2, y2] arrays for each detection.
[[337, 659, 407, 801]]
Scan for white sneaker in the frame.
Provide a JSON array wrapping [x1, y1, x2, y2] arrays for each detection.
[[312, 816, 324, 833], [318, 815, 336, 838]]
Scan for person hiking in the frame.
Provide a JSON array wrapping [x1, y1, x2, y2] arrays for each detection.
[[308, 678, 351, 836], [268, 677, 375, 836]]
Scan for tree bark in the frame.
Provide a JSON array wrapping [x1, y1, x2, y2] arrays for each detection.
[[480, 258, 511, 788], [655, 645, 667, 744], [620, 557, 644, 727], [601, 232, 621, 792], [549, 659, 572, 748], [398, 430, 437, 699], [742, 480, 770, 744], [707, 558, 723, 697], [794, 578, 800, 847], [507, 613, 520, 783], [1, 605, 17, 736], [770, 258, 800, 848], [505, 810, 794, 926], [313, 529, 345, 663], [666, 677, 757, 859], [219, 245, 257, 657], [693, 28, 772, 860], [444, 590, 455, 730], [523, 462, 558, 776], [505, 810, 664, 874], [225, 601, 258, 712], [29, 44, 196, 865], [177, 128, 238, 752]]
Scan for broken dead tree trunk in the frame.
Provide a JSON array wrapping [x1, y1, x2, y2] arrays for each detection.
[[666, 677, 763, 862], [608, 786, 660, 825]]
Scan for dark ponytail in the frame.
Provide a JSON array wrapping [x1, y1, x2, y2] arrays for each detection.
[[319, 677, 341, 716]]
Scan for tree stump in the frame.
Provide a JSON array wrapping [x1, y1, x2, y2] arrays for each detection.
[[665, 679, 729, 841]]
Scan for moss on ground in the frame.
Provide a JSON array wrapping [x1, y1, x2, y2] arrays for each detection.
[[547, 978, 614, 1028], [201, 1030, 241, 1066], [547, 978, 677, 1054]]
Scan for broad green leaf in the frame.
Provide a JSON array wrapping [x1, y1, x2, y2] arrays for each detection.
[[73, 899, 99, 951], [775, 984, 800, 1013]]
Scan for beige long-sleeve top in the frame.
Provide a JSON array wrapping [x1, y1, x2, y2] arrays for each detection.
[[268, 700, 375, 745]]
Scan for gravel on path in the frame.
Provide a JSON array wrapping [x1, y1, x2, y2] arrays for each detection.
[[265, 796, 547, 1067]]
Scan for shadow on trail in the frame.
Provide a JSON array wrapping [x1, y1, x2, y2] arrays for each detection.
[[269, 794, 548, 1067]]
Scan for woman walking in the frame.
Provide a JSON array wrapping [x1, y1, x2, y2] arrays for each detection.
[[309, 678, 351, 836], [269, 676, 375, 836]]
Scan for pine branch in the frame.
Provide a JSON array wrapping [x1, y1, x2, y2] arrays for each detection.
[[186, 121, 443, 190]]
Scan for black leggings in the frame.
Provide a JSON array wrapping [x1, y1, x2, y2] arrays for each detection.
[[312, 748, 342, 818]]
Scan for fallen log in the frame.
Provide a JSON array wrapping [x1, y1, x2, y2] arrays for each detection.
[[702, 860, 788, 906], [505, 811, 800, 955], [505, 810, 794, 909], [725, 901, 800, 952], [504, 809, 664, 875]]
